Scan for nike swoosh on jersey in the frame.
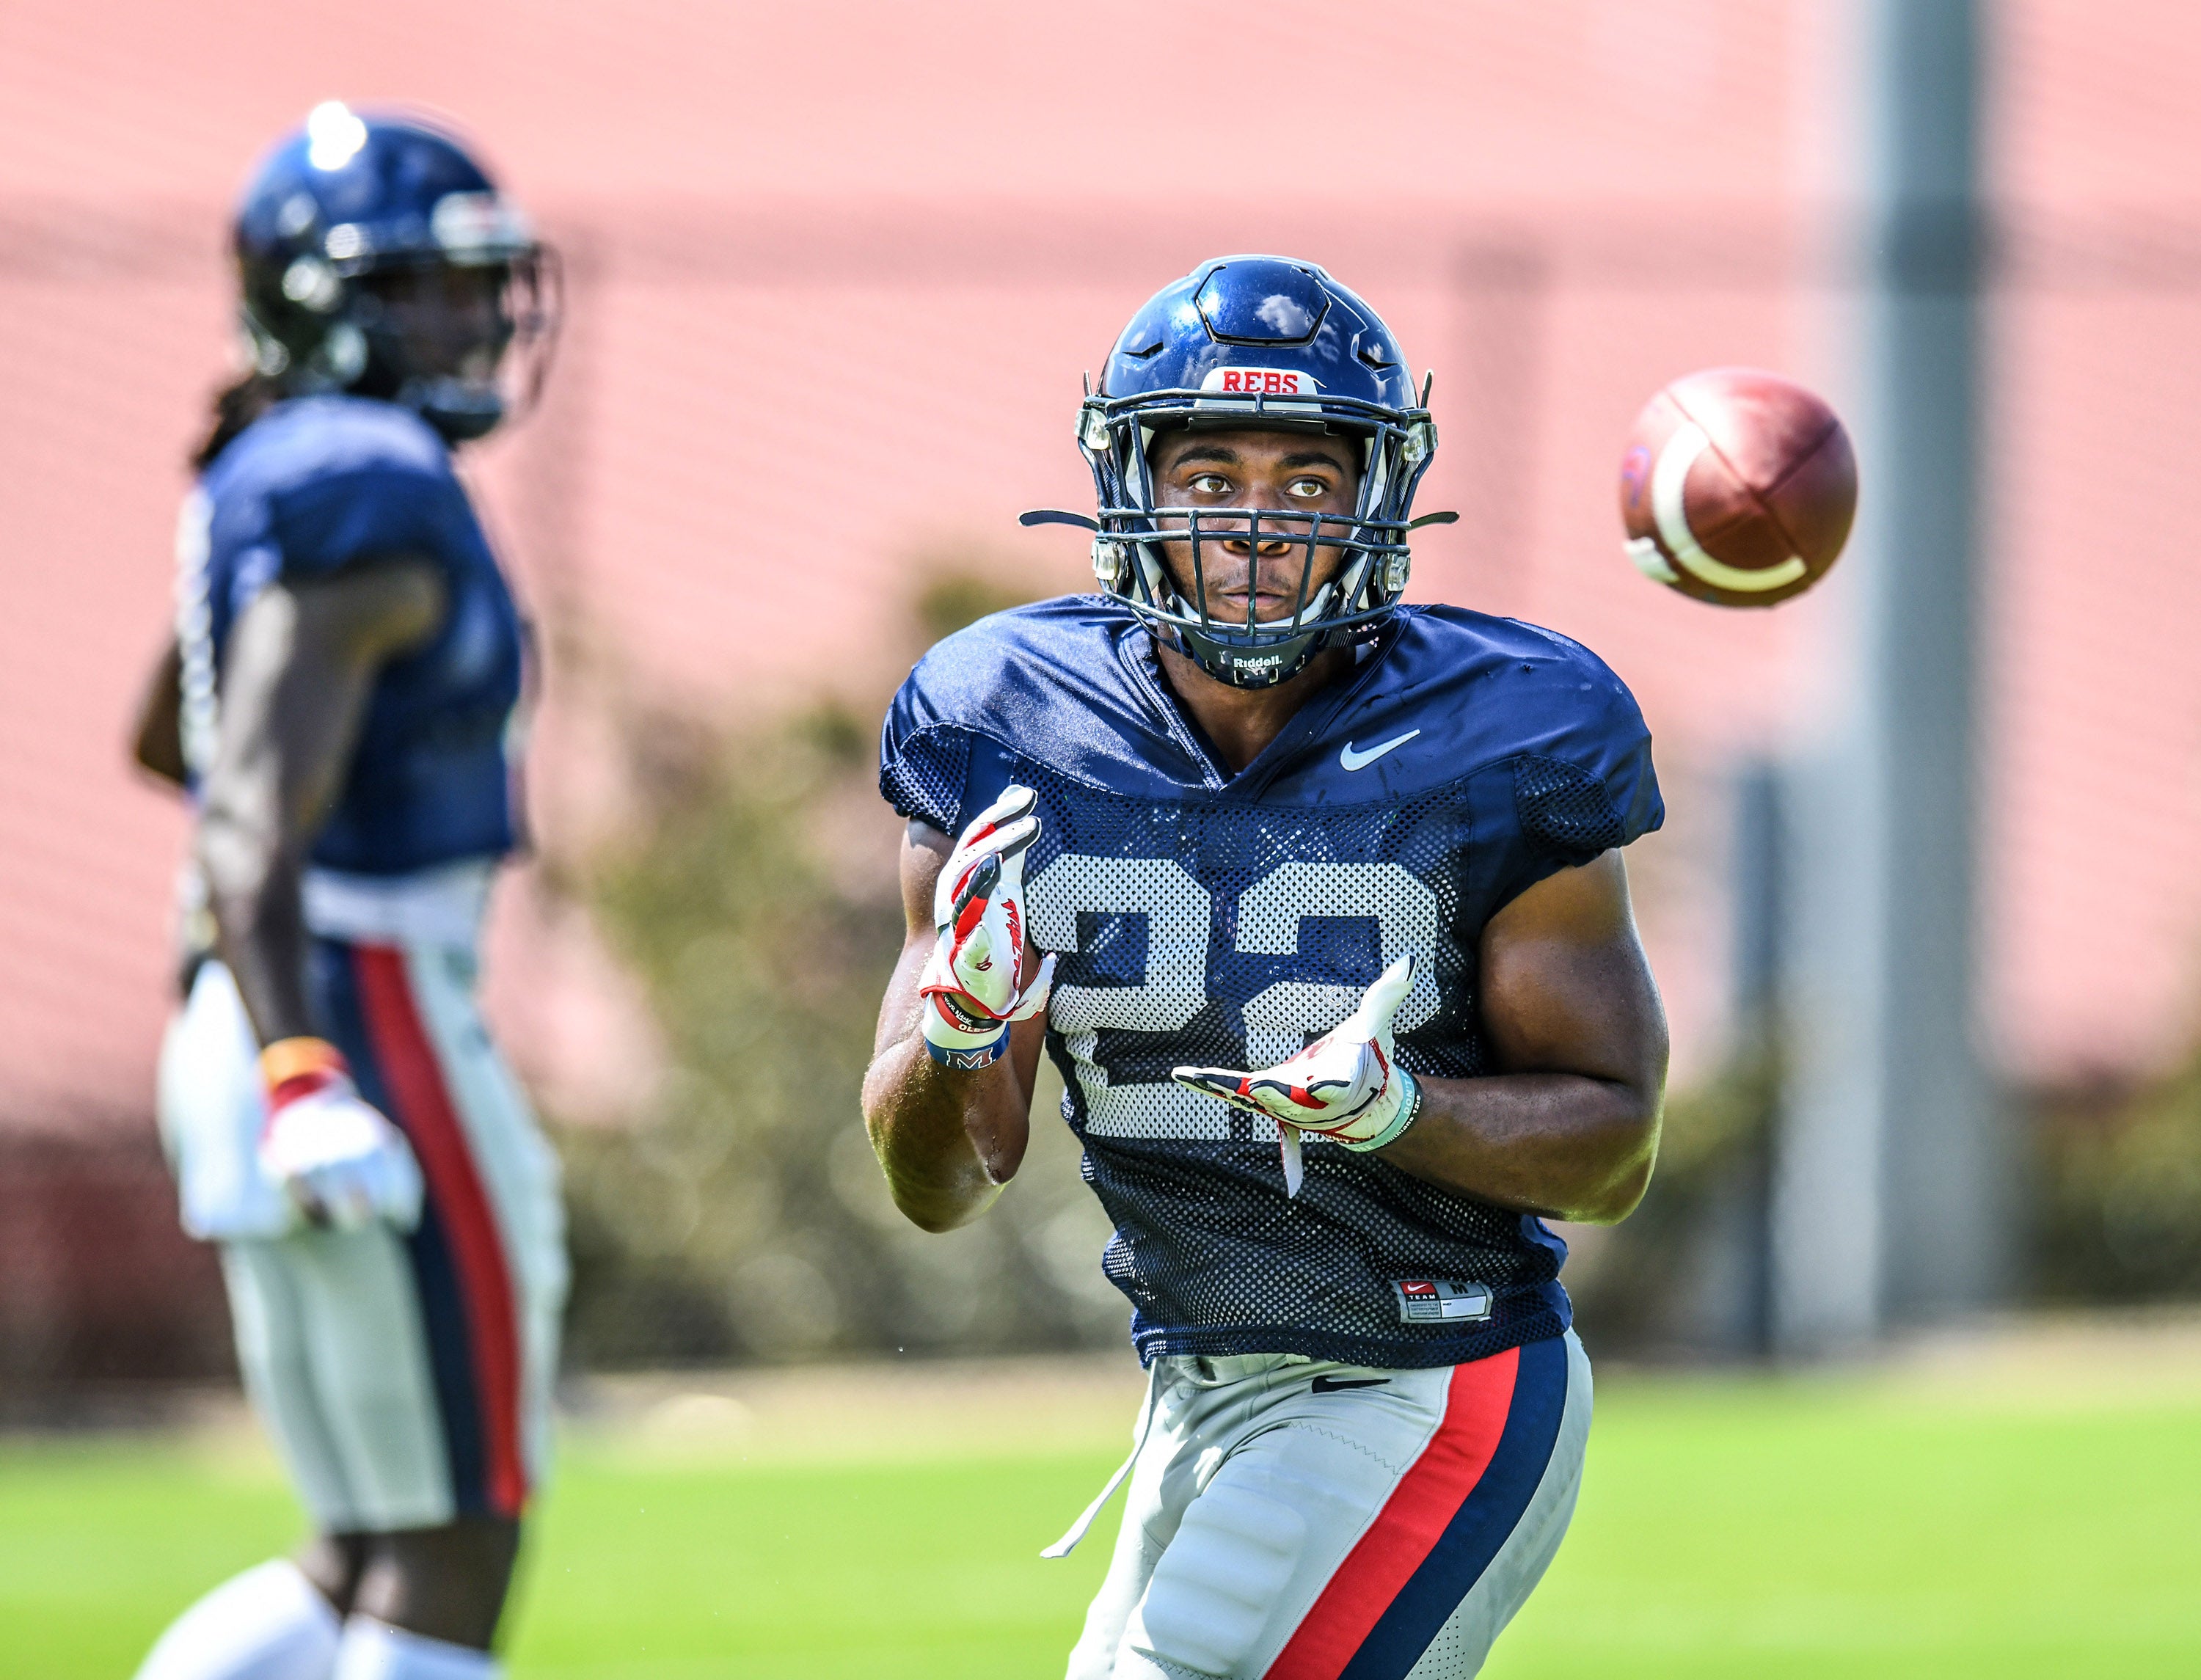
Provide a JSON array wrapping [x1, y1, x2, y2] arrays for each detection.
[[1339, 730, 1420, 771], [1310, 1374, 1393, 1393]]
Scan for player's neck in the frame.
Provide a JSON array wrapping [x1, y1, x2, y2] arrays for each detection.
[[1152, 640, 1351, 775]]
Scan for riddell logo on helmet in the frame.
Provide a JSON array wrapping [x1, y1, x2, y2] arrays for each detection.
[[1202, 368, 1319, 398]]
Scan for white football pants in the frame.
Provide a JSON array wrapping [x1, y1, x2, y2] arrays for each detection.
[[1062, 1332, 1591, 1679]]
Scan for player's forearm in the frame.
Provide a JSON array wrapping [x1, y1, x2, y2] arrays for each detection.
[[861, 1035, 1029, 1232], [1377, 1070, 1662, 1224], [197, 813, 319, 1045], [194, 578, 404, 1047]]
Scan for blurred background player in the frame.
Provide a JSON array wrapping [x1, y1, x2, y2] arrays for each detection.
[[126, 103, 566, 1680], [866, 256, 1668, 1679]]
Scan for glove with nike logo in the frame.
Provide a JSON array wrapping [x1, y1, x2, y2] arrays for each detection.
[[1171, 954, 1423, 1197], [258, 1037, 425, 1232], [919, 786, 1056, 1070]]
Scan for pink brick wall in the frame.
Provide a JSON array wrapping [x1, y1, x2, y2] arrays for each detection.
[[0, 1, 2196, 1138]]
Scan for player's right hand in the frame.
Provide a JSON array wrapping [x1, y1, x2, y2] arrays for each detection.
[[257, 1038, 425, 1232], [918, 786, 1056, 1070], [1172, 956, 1422, 1198]]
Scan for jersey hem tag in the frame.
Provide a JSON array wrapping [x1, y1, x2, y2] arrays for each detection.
[[1392, 1279, 1494, 1325]]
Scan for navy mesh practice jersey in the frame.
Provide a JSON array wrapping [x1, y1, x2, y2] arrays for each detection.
[[182, 395, 525, 875], [880, 598, 1663, 1369]]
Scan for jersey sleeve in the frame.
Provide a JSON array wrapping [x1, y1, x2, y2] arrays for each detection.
[[262, 459, 479, 582], [877, 668, 970, 836], [1482, 657, 1663, 909]]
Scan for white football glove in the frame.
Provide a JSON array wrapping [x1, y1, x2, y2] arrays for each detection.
[[918, 786, 1056, 1070], [259, 1067, 425, 1232], [1172, 955, 1422, 1198]]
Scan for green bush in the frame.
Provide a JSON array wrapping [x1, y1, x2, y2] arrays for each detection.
[[1560, 1034, 1778, 1356], [556, 578, 1124, 1367], [2034, 1046, 2201, 1301]]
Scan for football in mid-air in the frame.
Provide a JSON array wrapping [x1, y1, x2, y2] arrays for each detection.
[[1618, 367, 1857, 607]]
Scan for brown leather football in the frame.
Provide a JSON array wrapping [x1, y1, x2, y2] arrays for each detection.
[[1618, 368, 1857, 607]]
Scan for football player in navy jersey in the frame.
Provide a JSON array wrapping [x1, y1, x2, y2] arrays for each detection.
[[866, 256, 1668, 1679], [127, 105, 564, 1680]]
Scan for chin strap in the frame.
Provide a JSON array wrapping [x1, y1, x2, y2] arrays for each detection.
[[401, 378, 506, 442]]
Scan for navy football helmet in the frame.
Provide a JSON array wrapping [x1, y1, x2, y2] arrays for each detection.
[[1073, 256, 1442, 689], [232, 103, 557, 441]]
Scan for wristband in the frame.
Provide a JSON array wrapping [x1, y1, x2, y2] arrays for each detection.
[[926, 987, 1004, 1035], [1341, 1068, 1422, 1154], [259, 1036, 350, 1105], [924, 1031, 1010, 1070], [920, 989, 1011, 1070]]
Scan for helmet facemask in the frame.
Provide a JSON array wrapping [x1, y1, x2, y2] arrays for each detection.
[[1081, 389, 1437, 690], [358, 246, 561, 442], [234, 108, 561, 445], [245, 244, 560, 444]]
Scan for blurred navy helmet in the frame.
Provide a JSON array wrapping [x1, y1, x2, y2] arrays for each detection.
[[233, 102, 558, 441], [1078, 256, 1439, 689]]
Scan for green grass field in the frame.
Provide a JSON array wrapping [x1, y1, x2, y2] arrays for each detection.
[[5, 1341, 2199, 1679]]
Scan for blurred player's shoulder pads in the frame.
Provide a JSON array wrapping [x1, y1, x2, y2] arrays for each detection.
[[200, 395, 483, 587], [205, 395, 456, 501]]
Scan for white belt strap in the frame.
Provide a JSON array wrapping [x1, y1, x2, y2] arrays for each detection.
[[1043, 1360, 1163, 1559]]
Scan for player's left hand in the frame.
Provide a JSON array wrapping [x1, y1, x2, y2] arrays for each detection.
[[256, 1037, 426, 1232], [1172, 955, 1422, 1197], [260, 1081, 426, 1232]]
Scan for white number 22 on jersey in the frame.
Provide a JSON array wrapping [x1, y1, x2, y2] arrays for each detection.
[[1025, 855, 1443, 1142]]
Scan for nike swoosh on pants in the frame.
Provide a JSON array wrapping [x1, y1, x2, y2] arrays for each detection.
[[1311, 1375, 1393, 1393]]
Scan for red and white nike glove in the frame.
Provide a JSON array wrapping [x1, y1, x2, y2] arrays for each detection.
[[257, 1037, 425, 1232], [1172, 955, 1423, 1197], [918, 786, 1056, 1070]]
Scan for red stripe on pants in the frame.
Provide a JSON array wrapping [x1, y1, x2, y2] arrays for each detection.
[[1265, 1348, 1522, 1680], [353, 945, 528, 1518]]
